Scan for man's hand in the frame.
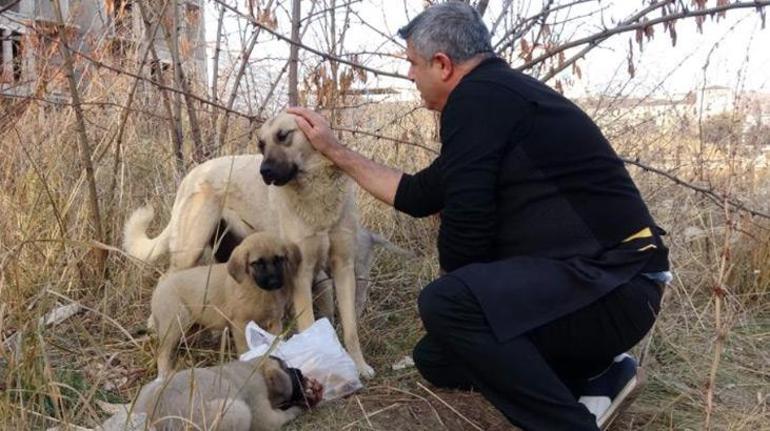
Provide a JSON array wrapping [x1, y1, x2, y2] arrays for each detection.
[[287, 107, 341, 156], [286, 106, 404, 207]]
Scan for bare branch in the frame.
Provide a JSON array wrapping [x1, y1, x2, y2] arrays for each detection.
[[211, 0, 409, 81], [519, 1, 770, 74], [622, 157, 770, 220]]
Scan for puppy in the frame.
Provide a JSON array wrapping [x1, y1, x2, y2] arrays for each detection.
[[150, 232, 300, 378], [134, 355, 323, 431]]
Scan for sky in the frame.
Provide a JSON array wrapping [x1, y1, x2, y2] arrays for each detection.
[[205, 1, 770, 101]]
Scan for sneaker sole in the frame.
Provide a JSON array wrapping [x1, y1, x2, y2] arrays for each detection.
[[597, 366, 646, 430]]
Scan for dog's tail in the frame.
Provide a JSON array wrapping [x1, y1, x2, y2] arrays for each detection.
[[123, 205, 171, 263], [368, 231, 413, 257]]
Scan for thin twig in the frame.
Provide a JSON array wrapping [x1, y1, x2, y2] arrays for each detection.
[[622, 157, 770, 220], [416, 382, 484, 431]]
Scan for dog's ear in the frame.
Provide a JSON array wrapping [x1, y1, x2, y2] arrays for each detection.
[[227, 245, 249, 283], [283, 242, 302, 276], [262, 360, 293, 406]]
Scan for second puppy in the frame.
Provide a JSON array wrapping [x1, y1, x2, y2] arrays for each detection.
[[150, 232, 300, 378]]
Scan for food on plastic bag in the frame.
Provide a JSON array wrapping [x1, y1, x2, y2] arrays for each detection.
[[240, 318, 363, 401]]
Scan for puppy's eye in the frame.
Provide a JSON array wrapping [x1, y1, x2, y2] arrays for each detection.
[[258, 139, 266, 153], [273, 256, 284, 266]]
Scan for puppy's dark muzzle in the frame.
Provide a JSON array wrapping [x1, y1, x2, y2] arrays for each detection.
[[260, 161, 298, 186], [253, 272, 283, 291], [279, 367, 306, 410]]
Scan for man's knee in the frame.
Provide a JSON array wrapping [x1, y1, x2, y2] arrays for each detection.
[[413, 335, 472, 390], [417, 276, 468, 332]]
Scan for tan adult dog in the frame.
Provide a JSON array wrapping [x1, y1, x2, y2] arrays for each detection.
[[134, 355, 322, 431], [127, 113, 374, 378], [150, 232, 300, 378]]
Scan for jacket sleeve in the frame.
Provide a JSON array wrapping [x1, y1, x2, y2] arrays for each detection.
[[437, 82, 528, 272], [393, 156, 444, 218]]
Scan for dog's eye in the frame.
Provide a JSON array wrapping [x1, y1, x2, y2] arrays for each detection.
[[276, 129, 292, 144], [273, 256, 284, 266], [258, 139, 266, 153]]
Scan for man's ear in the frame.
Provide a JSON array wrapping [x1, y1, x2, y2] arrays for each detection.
[[433, 52, 454, 80], [284, 242, 302, 276], [227, 245, 249, 283]]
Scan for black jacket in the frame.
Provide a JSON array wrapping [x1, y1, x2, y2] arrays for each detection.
[[395, 56, 668, 340]]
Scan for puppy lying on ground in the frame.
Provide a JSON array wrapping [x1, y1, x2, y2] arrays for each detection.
[[150, 232, 300, 378], [134, 355, 323, 431]]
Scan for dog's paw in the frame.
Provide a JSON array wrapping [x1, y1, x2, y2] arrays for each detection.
[[302, 377, 324, 408], [357, 362, 375, 379]]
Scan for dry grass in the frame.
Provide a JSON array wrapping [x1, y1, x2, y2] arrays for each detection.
[[1, 79, 769, 431]]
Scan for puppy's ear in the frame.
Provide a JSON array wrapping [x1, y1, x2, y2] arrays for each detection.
[[227, 245, 249, 283], [263, 362, 293, 407], [284, 242, 302, 276]]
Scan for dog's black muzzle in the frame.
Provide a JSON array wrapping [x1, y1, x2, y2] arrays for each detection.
[[259, 161, 298, 186]]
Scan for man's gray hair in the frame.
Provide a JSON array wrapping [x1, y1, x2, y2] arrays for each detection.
[[398, 1, 492, 63]]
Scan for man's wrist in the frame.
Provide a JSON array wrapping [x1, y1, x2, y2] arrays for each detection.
[[325, 143, 352, 168]]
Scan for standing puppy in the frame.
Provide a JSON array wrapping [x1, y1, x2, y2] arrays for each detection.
[[150, 232, 300, 378]]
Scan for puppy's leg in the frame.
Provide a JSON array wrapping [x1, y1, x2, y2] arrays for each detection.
[[330, 232, 374, 378], [312, 271, 335, 324], [200, 398, 251, 431], [231, 320, 249, 355], [266, 319, 283, 336], [154, 309, 190, 379], [170, 184, 222, 270], [251, 398, 302, 431]]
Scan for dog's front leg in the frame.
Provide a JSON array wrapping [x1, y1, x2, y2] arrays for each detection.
[[292, 261, 316, 331], [312, 271, 335, 324], [330, 232, 375, 378]]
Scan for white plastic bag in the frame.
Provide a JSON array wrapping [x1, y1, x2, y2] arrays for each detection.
[[240, 318, 363, 401]]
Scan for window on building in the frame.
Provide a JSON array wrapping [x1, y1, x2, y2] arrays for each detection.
[[0, 30, 4, 82], [0, 0, 21, 13], [11, 31, 21, 81], [0, 28, 23, 83]]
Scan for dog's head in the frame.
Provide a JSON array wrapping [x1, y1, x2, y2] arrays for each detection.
[[227, 232, 301, 291], [257, 112, 322, 186], [259, 356, 314, 410]]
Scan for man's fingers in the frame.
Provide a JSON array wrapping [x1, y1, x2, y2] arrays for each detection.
[[287, 106, 328, 128], [287, 106, 318, 126], [292, 114, 314, 136]]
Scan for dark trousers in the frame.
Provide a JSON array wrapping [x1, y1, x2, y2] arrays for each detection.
[[414, 273, 662, 431]]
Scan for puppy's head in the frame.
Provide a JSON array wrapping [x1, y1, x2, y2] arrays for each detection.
[[260, 356, 306, 410], [227, 232, 301, 291], [257, 112, 320, 186]]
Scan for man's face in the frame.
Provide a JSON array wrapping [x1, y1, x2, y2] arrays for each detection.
[[406, 41, 445, 111]]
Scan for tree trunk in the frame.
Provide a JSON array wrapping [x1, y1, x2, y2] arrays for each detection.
[[288, 0, 301, 106]]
